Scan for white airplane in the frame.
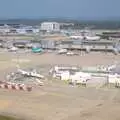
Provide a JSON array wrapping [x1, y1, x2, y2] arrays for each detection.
[[30, 69, 44, 79], [17, 68, 30, 75], [57, 49, 68, 54], [16, 66, 44, 79], [66, 51, 78, 56], [85, 36, 100, 41], [70, 35, 84, 39], [66, 51, 74, 55], [8, 46, 18, 52]]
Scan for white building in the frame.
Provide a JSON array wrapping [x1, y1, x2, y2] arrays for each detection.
[[40, 22, 60, 32], [0, 24, 11, 33], [16, 29, 27, 34], [32, 28, 40, 33], [16, 28, 40, 34]]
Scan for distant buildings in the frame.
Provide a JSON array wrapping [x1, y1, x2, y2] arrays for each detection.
[[0, 22, 77, 34], [40, 22, 60, 32], [0, 24, 40, 34], [0, 24, 11, 33]]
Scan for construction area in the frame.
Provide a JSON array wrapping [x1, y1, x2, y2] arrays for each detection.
[[0, 51, 120, 120]]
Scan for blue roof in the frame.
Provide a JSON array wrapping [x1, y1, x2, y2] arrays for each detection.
[[32, 47, 43, 53]]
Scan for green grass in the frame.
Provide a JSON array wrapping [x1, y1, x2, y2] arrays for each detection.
[[0, 115, 23, 120]]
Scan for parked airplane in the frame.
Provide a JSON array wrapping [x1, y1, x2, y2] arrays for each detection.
[[17, 67, 44, 79], [85, 36, 100, 41], [57, 49, 68, 54], [8, 46, 18, 52], [66, 51, 79, 56], [70, 35, 84, 39]]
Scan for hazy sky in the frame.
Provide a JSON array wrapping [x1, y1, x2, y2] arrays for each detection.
[[0, 0, 120, 20]]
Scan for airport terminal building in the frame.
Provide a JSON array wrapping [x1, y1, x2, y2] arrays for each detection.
[[40, 22, 60, 32]]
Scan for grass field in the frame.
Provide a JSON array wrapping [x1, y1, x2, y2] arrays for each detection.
[[0, 115, 22, 120]]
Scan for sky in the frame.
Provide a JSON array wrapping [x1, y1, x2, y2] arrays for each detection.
[[0, 0, 120, 20]]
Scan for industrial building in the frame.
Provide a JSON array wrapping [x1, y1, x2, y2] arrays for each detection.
[[0, 24, 40, 34], [40, 22, 60, 32]]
